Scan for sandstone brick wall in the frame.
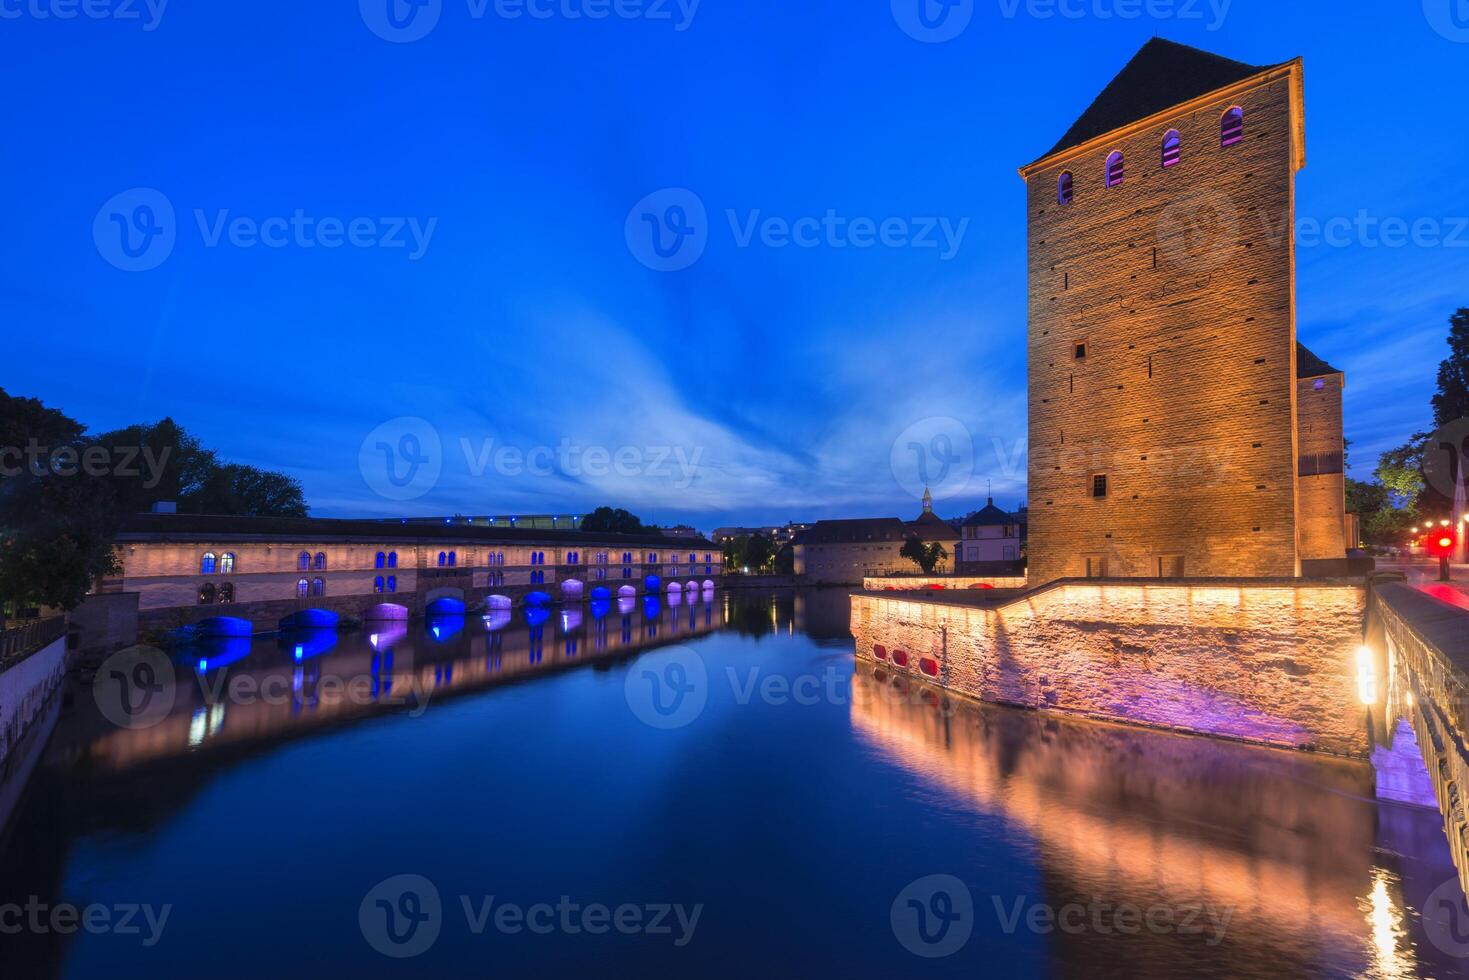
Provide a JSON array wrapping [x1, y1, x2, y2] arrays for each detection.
[[851, 581, 1367, 756], [797, 542, 946, 584], [1297, 372, 1348, 561], [862, 575, 1027, 591], [1025, 68, 1304, 585]]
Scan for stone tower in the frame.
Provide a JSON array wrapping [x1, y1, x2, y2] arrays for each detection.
[[1019, 39, 1344, 585]]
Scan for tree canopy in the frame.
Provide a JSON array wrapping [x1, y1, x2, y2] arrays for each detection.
[[578, 507, 646, 534], [900, 536, 949, 575]]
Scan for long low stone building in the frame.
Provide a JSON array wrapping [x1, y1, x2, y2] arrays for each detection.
[[89, 512, 723, 635]]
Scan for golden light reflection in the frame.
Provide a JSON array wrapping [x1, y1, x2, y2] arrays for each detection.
[[1365, 868, 1413, 979]]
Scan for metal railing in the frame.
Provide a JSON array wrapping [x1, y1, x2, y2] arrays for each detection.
[[0, 617, 67, 671]]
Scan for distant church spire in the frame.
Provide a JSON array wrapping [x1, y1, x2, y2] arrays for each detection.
[[921, 486, 933, 513]]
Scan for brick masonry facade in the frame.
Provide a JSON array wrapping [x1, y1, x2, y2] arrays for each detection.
[[1297, 369, 1349, 565], [1024, 61, 1315, 585]]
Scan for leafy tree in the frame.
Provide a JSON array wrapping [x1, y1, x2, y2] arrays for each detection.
[[193, 464, 308, 518], [1432, 308, 1469, 428], [0, 390, 122, 612], [743, 533, 775, 573], [1377, 436, 1428, 508], [579, 507, 646, 534], [773, 542, 795, 575], [900, 536, 949, 574], [721, 536, 746, 571]]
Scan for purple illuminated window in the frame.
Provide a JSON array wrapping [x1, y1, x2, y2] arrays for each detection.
[[1221, 107, 1244, 147], [1162, 129, 1181, 168], [1058, 171, 1073, 205], [1105, 152, 1124, 188]]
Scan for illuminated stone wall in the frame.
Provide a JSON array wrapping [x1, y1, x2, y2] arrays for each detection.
[[851, 581, 1368, 757], [1024, 63, 1307, 585], [862, 575, 1028, 591], [1367, 582, 1469, 906]]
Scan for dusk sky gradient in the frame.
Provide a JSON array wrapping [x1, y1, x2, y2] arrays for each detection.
[[3, 1, 1465, 528]]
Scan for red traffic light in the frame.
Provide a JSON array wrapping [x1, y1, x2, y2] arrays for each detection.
[[1427, 529, 1459, 558]]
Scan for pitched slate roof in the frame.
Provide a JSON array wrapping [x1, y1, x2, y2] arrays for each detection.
[[1297, 342, 1341, 379], [961, 498, 1016, 527], [905, 510, 958, 534], [799, 518, 910, 546], [1040, 39, 1273, 162]]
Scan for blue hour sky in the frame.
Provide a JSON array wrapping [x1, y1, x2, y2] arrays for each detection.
[[2, 1, 1464, 528]]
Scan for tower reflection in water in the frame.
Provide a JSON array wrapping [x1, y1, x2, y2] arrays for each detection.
[[849, 660, 1466, 979]]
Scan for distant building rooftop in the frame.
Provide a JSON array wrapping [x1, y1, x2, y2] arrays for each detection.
[[1297, 342, 1342, 379], [117, 513, 714, 548], [799, 518, 911, 546]]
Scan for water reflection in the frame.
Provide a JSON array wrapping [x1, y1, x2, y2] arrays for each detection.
[[850, 661, 1468, 978], [63, 593, 725, 774]]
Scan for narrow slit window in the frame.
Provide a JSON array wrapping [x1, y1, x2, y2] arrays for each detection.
[[1105, 151, 1125, 187], [1058, 171, 1074, 205]]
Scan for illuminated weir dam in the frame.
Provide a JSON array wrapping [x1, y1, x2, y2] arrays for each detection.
[[3, 587, 1467, 977]]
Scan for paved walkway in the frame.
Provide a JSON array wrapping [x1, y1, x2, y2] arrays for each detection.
[[1376, 561, 1469, 612]]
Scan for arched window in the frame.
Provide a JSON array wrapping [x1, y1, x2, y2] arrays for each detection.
[[198, 582, 216, 604], [438, 551, 447, 567], [447, 551, 457, 567], [386, 575, 397, 593], [1105, 151, 1124, 187], [298, 552, 311, 571], [388, 552, 398, 568], [375, 551, 386, 569], [689, 553, 697, 564], [1161, 129, 1181, 168], [1221, 107, 1244, 147], [313, 552, 327, 570], [374, 576, 385, 594], [311, 578, 326, 597], [296, 578, 309, 598], [1057, 171, 1074, 205], [200, 552, 217, 575], [218, 582, 235, 603], [220, 552, 235, 574], [649, 552, 658, 564]]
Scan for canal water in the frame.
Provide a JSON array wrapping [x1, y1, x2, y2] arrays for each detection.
[[1, 588, 1465, 978]]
